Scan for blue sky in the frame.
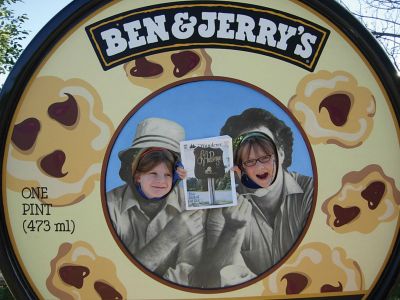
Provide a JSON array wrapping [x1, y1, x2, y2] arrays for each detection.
[[105, 80, 315, 191], [0, 0, 73, 85], [12, 0, 73, 43]]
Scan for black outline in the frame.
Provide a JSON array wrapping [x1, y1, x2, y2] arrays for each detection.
[[0, 0, 398, 299]]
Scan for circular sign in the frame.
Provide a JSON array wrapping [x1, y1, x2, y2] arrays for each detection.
[[102, 78, 317, 291], [0, 0, 399, 299]]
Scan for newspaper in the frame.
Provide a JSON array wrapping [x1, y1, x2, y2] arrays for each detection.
[[180, 135, 237, 210]]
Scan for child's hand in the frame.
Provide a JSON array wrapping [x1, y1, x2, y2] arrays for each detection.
[[176, 167, 187, 179]]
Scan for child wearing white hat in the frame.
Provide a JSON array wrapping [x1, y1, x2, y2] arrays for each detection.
[[107, 117, 204, 286]]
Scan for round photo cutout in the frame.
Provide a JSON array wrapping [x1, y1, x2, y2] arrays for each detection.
[[102, 78, 317, 290]]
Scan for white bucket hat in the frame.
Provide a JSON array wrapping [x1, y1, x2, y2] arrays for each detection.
[[118, 118, 185, 183], [119, 117, 185, 159]]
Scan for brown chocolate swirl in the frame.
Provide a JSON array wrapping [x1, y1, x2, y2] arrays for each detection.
[[319, 93, 351, 127], [282, 272, 308, 294], [321, 282, 343, 293], [130, 57, 163, 77], [40, 150, 68, 178], [12, 118, 41, 151], [48, 93, 78, 126], [361, 181, 385, 210], [59, 265, 90, 289], [171, 50, 200, 78], [94, 281, 123, 300], [333, 204, 360, 227]]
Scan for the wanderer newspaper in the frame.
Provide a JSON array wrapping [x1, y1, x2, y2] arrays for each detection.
[[180, 135, 237, 210]]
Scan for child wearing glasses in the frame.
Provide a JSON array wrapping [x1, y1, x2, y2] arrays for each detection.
[[232, 131, 278, 189], [191, 108, 314, 288]]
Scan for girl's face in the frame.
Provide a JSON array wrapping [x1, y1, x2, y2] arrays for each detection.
[[241, 144, 276, 188], [136, 163, 173, 199]]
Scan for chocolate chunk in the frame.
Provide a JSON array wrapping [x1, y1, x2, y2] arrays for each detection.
[[361, 181, 385, 210], [11, 118, 41, 151], [130, 57, 163, 77], [48, 93, 78, 126], [321, 282, 343, 293], [282, 272, 308, 294], [319, 93, 351, 126], [94, 281, 123, 300], [40, 150, 68, 178], [333, 204, 360, 227], [171, 51, 200, 78], [59, 265, 90, 289]]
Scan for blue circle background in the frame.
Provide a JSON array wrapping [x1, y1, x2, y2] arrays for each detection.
[[105, 80, 313, 191]]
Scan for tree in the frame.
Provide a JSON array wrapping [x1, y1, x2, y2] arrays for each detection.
[[0, 0, 28, 76], [338, 0, 400, 71], [216, 171, 232, 191]]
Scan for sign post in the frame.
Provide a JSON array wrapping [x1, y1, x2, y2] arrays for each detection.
[[194, 147, 225, 205]]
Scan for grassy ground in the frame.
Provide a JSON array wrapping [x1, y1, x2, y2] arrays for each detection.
[[390, 281, 400, 300], [0, 286, 13, 300]]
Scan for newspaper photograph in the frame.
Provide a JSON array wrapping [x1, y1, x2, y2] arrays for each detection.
[[180, 135, 237, 210]]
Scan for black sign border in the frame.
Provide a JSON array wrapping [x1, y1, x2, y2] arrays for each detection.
[[0, 0, 398, 299]]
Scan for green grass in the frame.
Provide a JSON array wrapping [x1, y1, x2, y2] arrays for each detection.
[[0, 286, 13, 300], [389, 281, 400, 300]]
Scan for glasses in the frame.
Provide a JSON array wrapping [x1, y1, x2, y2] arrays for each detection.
[[242, 155, 273, 167]]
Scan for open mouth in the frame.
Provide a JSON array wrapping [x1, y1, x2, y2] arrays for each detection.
[[256, 173, 269, 180]]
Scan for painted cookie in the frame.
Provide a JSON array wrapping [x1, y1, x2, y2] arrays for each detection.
[[47, 241, 126, 300], [322, 164, 400, 233], [7, 76, 114, 206], [263, 242, 364, 296], [288, 70, 376, 148], [124, 49, 213, 91]]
